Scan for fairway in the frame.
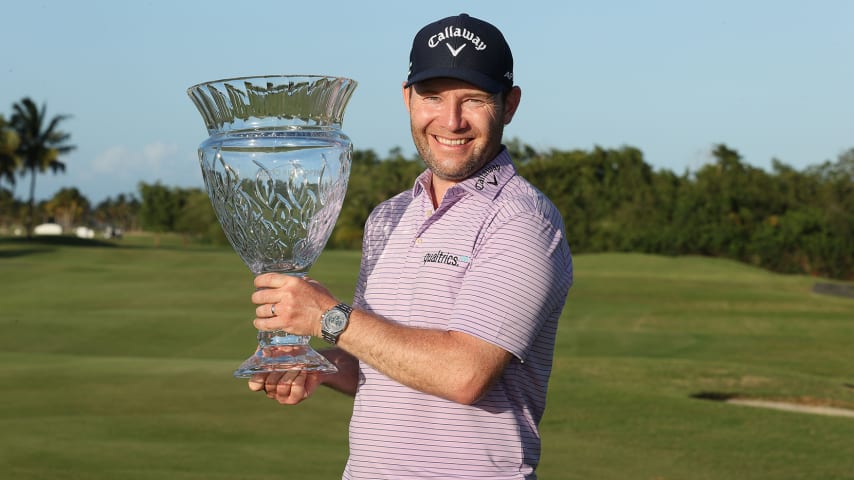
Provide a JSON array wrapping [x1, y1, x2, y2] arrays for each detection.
[[1, 236, 853, 479]]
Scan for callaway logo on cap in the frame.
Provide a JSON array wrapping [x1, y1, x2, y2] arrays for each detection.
[[405, 13, 514, 93]]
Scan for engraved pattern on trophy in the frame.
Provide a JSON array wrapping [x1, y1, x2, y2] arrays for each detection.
[[201, 150, 337, 275]]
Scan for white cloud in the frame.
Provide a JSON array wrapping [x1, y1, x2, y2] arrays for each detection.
[[91, 145, 131, 174], [142, 141, 179, 169], [92, 141, 180, 177]]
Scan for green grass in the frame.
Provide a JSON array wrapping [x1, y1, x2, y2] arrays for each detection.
[[1, 235, 853, 479]]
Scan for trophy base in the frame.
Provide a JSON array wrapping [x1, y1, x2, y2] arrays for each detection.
[[233, 344, 338, 378]]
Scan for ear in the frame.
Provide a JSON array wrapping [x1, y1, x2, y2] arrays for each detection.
[[502, 86, 522, 125], [402, 82, 412, 113]]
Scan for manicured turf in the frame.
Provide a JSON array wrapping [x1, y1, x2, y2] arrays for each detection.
[[1, 235, 852, 479]]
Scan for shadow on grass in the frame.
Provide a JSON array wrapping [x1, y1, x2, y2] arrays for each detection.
[[0, 236, 118, 258], [691, 391, 739, 402], [0, 247, 54, 258], [813, 282, 854, 299], [0, 235, 232, 256]]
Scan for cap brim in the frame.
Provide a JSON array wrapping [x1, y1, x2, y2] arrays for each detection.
[[405, 68, 507, 93]]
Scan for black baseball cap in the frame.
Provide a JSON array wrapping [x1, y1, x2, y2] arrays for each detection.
[[405, 13, 514, 93]]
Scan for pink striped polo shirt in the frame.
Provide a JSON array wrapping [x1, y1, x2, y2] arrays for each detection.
[[345, 149, 573, 479]]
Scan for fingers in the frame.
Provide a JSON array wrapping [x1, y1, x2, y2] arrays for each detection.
[[265, 371, 287, 398], [274, 371, 301, 403], [254, 302, 278, 319], [253, 272, 295, 290], [248, 370, 318, 405], [252, 274, 320, 304], [248, 372, 268, 391], [251, 274, 298, 309], [252, 303, 278, 332]]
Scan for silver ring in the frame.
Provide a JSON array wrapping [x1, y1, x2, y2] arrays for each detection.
[[271, 304, 276, 316]]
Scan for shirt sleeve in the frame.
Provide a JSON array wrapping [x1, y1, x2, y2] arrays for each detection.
[[351, 211, 374, 310], [448, 206, 573, 362]]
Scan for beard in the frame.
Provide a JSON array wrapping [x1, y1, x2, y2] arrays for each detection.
[[414, 140, 488, 182], [411, 127, 505, 182]]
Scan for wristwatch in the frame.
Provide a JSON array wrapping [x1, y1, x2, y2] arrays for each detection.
[[321, 303, 352, 344]]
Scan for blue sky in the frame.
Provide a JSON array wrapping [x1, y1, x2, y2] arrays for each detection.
[[3, 0, 852, 203]]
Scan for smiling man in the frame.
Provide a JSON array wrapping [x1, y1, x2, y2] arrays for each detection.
[[248, 13, 574, 479]]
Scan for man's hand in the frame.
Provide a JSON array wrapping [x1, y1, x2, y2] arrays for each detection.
[[251, 273, 338, 337]]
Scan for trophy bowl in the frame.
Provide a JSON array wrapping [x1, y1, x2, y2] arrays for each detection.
[[187, 75, 357, 377]]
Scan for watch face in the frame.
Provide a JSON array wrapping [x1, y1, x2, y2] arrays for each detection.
[[325, 310, 347, 332]]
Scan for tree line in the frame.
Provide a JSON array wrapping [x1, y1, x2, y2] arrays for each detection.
[[2, 100, 852, 279], [517, 142, 853, 280]]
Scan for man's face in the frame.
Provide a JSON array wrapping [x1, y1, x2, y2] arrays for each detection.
[[404, 78, 520, 182]]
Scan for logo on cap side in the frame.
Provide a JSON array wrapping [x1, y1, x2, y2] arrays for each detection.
[[427, 26, 487, 52]]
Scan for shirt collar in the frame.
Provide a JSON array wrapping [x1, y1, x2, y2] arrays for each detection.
[[411, 147, 517, 202]]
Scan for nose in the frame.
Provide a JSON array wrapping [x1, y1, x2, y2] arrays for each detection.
[[439, 100, 467, 131]]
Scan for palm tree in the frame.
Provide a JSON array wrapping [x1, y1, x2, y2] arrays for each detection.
[[45, 187, 91, 232], [0, 115, 21, 188], [10, 97, 76, 237]]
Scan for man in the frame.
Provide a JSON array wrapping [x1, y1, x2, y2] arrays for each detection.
[[249, 13, 573, 479]]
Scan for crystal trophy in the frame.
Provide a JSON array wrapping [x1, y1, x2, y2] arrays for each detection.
[[188, 75, 357, 377]]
